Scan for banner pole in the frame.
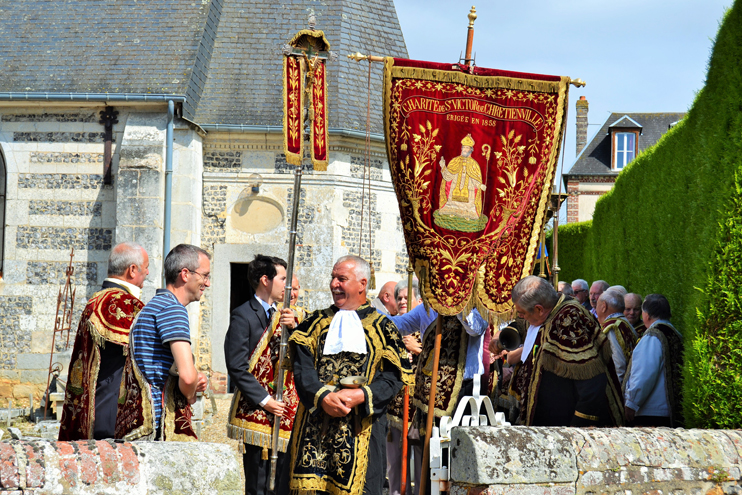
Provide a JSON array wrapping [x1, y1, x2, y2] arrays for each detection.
[[400, 263, 416, 495], [419, 315, 442, 495], [464, 7, 478, 64]]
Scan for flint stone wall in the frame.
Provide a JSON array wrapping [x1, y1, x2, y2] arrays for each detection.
[[450, 427, 742, 495], [0, 439, 240, 494]]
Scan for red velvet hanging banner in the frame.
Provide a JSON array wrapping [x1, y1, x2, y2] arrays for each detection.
[[311, 61, 329, 171], [283, 55, 304, 166], [383, 58, 570, 318], [283, 29, 331, 169]]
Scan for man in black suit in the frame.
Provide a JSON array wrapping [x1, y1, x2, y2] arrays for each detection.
[[225, 255, 296, 495]]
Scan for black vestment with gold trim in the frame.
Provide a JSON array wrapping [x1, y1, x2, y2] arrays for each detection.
[[509, 296, 624, 427], [280, 302, 413, 495]]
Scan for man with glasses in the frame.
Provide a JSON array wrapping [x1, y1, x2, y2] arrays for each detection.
[[571, 279, 591, 311], [130, 244, 209, 440]]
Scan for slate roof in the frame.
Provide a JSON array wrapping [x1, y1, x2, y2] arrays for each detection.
[[0, 0, 210, 96], [564, 112, 685, 179], [0, 0, 408, 133], [193, 0, 408, 132]]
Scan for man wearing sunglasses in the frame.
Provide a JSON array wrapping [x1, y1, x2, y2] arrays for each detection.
[[571, 278, 592, 311]]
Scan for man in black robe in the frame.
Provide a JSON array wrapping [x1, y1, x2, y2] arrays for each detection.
[[509, 276, 623, 427], [278, 255, 413, 495]]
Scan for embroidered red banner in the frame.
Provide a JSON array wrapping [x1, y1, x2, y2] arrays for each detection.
[[383, 58, 570, 317], [283, 55, 304, 166], [282, 29, 331, 170], [311, 61, 329, 170]]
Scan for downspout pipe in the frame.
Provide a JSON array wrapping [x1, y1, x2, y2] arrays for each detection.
[[163, 100, 174, 286]]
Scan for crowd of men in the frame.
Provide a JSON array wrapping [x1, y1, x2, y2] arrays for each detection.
[[58, 242, 684, 495]]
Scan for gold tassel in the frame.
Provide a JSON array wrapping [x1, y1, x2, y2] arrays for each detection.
[[262, 446, 269, 460], [369, 265, 376, 291]]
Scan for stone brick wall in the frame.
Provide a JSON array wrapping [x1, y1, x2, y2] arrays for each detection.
[[202, 133, 407, 376], [0, 440, 240, 494], [450, 426, 742, 495], [0, 107, 125, 397]]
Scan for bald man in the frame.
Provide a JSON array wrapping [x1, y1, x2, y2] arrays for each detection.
[[624, 293, 646, 335], [371, 280, 399, 316]]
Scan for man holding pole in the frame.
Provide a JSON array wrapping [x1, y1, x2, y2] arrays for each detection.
[[225, 255, 297, 495], [278, 255, 413, 495]]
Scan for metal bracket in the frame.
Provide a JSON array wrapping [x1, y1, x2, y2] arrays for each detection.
[[429, 374, 511, 495]]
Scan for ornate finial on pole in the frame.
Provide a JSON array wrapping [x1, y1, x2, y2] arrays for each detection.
[[570, 78, 587, 88], [464, 6, 477, 65], [468, 6, 477, 27], [347, 52, 384, 63], [308, 9, 316, 30]]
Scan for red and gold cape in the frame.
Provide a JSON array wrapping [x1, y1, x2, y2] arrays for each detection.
[[59, 287, 143, 441], [227, 304, 307, 455]]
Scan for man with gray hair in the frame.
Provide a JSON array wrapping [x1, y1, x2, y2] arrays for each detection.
[[595, 290, 638, 384], [589, 280, 610, 318], [59, 242, 149, 441], [279, 255, 412, 495], [557, 281, 574, 296], [509, 275, 623, 427], [571, 279, 591, 311]]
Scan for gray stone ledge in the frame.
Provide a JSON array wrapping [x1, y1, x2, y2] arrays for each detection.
[[450, 426, 742, 495]]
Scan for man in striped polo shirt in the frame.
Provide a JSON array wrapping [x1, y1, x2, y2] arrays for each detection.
[[132, 244, 209, 440]]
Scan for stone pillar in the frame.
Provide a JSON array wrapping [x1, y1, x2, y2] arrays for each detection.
[[115, 112, 167, 301], [566, 179, 580, 223], [576, 96, 589, 156]]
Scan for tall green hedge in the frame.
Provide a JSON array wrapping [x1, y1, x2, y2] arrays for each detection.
[[547, 220, 593, 285], [556, 4, 742, 427]]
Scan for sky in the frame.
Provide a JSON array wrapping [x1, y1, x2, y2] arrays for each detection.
[[393, 0, 731, 218]]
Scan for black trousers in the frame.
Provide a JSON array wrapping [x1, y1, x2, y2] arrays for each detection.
[[93, 366, 123, 439], [244, 443, 285, 495]]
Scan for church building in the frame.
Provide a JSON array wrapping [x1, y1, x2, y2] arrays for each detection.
[[0, 0, 409, 396]]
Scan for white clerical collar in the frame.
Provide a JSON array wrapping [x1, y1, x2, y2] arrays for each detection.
[[521, 324, 541, 364], [104, 278, 142, 300], [323, 309, 368, 355]]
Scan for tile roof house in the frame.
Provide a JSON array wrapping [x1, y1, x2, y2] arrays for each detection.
[[562, 97, 684, 223]]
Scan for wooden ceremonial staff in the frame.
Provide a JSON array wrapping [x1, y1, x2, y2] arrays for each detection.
[[400, 263, 417, 495], [269, 29, 331, 490], [418, 10, 477, 495]]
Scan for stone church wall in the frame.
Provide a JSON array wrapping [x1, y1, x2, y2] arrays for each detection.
[[0, 105, 203, 401], [199, 131, 408, 385]]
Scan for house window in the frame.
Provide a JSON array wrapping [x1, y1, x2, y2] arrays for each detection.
[[615, 132, 635, 169]]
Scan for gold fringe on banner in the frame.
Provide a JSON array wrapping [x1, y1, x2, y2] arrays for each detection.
[[389, 62, 565, 94]]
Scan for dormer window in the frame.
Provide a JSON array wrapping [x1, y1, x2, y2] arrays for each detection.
[[614, 132, 635, 169], [608, 115, 642, 171]]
